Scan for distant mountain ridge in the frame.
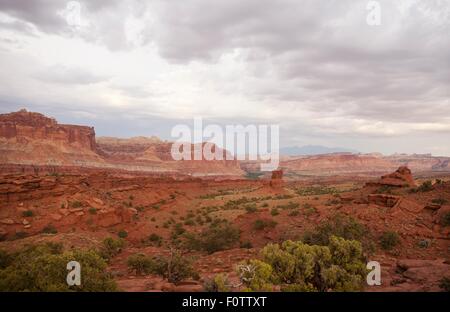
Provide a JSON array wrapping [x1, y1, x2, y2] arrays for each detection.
[[280, 145, 358, 156]]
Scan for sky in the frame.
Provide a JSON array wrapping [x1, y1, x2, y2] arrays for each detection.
[[0, 0, 449, 155]]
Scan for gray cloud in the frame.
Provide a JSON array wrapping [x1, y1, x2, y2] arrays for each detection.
[[148, 0, 449, 124], [33, 65, 109, 85]]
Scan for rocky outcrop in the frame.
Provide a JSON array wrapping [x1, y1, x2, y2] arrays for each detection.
[[0, 110, 243, 177], [0, 109, 96, 151], [368, 194, 401, 207], [379, 166, 416, 187], [269, 169, 283, 188], [366, 166, 416, 188]]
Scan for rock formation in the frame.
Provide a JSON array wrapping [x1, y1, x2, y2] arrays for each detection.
[[0, 110, 243, 177], [0, 109, 96, 150], [269, 169, 283, 188], [378, 166, 416, 187]]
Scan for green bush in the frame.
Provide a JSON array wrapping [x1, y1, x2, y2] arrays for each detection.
[[441, 212, 450, 227], [100, 237, 124, 260], [22, 210, 34, 217], [240, 241, 253, 249], [245, 205, 258, 213], [118, 230, 128, 239], [203, 273, 231, 292], [277, 202, 299, 210], [253, 219, 277, 231], [0, 249, 13, 269], [127, 253, 155, 275], [13, 231, 28, 240], [71, 201, 83, 208], [173, 223, 186, 236], [0, 243, 116, 291], [302, 214, 368, 247], [239, 236, 366, 292], [42, 224, 57, 234], [270, 208, 279, 216], [238, 259, 274, 291], [417, 180, 433, 192], [439, 277, 450, 292], [185, 222, 240, 254], [147, 233, 162, 246], [88, 207, 97, 215], [144, 251, 198, 284], [380, 231, 400, 250]]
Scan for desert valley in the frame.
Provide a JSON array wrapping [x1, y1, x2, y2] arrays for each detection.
[[0, 109, 448, 292]]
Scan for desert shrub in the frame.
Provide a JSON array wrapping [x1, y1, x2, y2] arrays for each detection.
[[0, 249, 12, 269], [71, 201, 82, 208], [88, 207, 97, 215], [203, 273, 231, 292], [150, 251, 198, 283], [296, 186, 339, 196], [184, 219, 195, 226], [127, 253, 155, 275], [118, 230, 128, 239], [441, 212, 450, 227], [277, 202, 299, 210], [240, 236, 366, 292], [240, 241, 253, 249], [325, 198, 341, 206], [100, 237, 124, 260], [270, 208, 279, 216], [143, 233, 162, 246], [238, 259, 274, 291], [418, 239, 431, 249], [185, 222, 240, 254], [261, 203, 269, 208], [245, 204, 258, 213], [439, 277, 450, 292], [42, 224, 57, 234], [173, 223, 186, 236], [288, 210, 300, 217], [376, 185, 393, 194], [13, 231, 28, 240], [380, 231, 400, 250], [253, 219, 277, 231], [302, 214, 368, 247], [303, 204, 318, 216], [0, 243, 116, 291], [417, 180, 433, 192], [22, 210, 34, 217]]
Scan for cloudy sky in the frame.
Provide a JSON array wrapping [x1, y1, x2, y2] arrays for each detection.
[[0, 0, 449, 155]]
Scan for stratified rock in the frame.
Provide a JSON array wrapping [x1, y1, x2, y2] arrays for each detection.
[[368, 194, 401, 207], [379, 166, 416, 187], [269, 169, 283, 188]]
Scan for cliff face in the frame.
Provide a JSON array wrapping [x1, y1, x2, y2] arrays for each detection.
[[0, 110, 243, 176], [0, 109, 96, 151]]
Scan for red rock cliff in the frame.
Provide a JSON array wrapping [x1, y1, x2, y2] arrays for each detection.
[[0, 109, 96, 151]]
